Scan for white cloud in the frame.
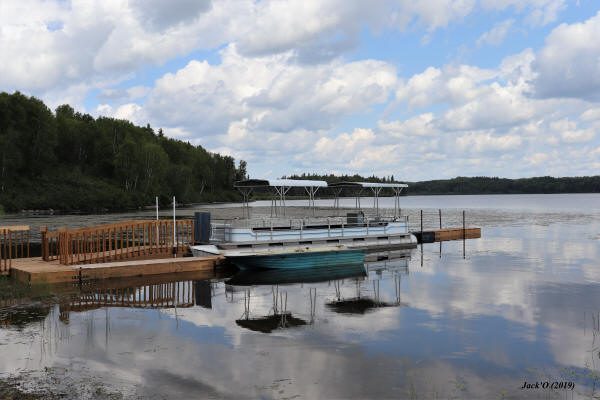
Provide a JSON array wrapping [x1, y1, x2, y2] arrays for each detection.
[[525, 152, 549, 165], [305, 128, 404, 173], [395, 0, 477, 32], [456, 132, 523, 153], [0, 0, 521, 108], [315, 128, 376, 160], [379, 113, 437, 137], [110, 103, 145, 124], [560, 129, 595, 144], [129, 0, 212, 31], [395, 65, 495, 109], [580, 108, 600, 122], [549, 119, 596, 143], [441, 83, 534, 131], [481, 0, 565, 26], [534, 11, 600, 99], [141, 45, 397, 136], [477, 19, 514, 46]]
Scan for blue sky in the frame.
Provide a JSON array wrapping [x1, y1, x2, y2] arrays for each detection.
[[1, 0, 600, 180]]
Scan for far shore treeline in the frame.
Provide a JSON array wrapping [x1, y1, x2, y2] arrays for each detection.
[[285, 174, 600, 195], [1, 91, 599, 214], [0, 92, 247, 213]]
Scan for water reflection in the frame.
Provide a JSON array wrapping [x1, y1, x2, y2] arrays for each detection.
[[1, 208, 600, 398], [227, 264, 369, 333], [59, 280, 196, 325]]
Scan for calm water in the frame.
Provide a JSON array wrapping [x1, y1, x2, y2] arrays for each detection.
[[1, 194, 600, 399]]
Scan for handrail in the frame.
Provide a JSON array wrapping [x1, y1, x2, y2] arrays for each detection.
[[41, 219, 195, 265], [208, 214, 410, 242], [1, 227, 31, 274]]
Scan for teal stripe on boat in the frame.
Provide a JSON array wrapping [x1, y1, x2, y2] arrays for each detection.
[[231, 249, 365, 270]]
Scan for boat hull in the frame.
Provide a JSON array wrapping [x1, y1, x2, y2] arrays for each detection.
[[229, 249, 364, 270], [227, 263, 366, 286]]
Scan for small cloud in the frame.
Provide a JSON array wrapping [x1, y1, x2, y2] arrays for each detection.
[[581, 108, 600, 122], [477, 19, 514, 47], [561, 129, 595, 143], [96, 104, 113, 116], [456, 131, 522, 153], [525, 152, 549, 165], [113, 103, 145, 124]]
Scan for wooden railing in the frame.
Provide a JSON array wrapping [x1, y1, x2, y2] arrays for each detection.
[[41, 227, 61, 262], [42, 220, 194, 265], [67, 281, 195, 312], [1, 226, 30, 275]]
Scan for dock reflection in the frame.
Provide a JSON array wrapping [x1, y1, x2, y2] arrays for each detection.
[[57, 270, 230, 323], [4, 250, 412, 334]]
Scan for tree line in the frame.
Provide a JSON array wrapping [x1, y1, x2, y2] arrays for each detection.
[[0, 92, 247, 212], [286, 174, 600, 195]]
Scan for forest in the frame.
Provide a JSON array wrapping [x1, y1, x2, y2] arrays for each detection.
[[0, 92, 246, 212], [286, 174, 600, 195]]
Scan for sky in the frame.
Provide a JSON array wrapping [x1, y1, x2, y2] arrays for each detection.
[[1, 0, 599, 181]]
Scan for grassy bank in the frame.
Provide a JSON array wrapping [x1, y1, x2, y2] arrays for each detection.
[[0, 276, 29, 300], [0, 378, 47, 400]]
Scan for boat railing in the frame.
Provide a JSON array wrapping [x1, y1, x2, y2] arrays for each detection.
[[210, 215, 408, 242]]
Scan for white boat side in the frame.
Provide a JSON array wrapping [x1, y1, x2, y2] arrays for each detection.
[[210, 217, 410, 244]]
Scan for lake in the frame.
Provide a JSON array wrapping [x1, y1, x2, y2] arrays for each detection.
[[1, 193, 600, 399]]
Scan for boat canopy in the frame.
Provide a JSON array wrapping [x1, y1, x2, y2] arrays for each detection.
[[235, 179, 328, 188], [328, 181, 408, 189], [234, 178, 407, 218]]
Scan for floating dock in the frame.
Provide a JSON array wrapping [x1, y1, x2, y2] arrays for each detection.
[[11, 255, 224, 284], [412, 227, 481, 244], [3, 212, 481, 284]]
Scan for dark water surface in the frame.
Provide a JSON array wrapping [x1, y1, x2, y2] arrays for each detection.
[[1, 194, 600, 399]]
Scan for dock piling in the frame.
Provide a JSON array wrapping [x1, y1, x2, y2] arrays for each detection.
[[462, 210, 466, 259], [172, 196, 177, 258]]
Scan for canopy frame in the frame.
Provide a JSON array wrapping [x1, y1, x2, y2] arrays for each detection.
[[235, 179, 407, 218]]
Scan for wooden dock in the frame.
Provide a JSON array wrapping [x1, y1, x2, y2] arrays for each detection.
[[412, 227, 481, 243], [2, 219, 227, 284], [11, 255, 224, 284]]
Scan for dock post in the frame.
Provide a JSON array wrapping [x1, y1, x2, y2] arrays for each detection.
[[172, 196, 177, 257], [420, 210, 423, 237], [155, 196, 160, 250], [194, 212, 211, 244], [462, 210, 466, 259], [41, 226, 48, 261], [439, 209, 442, 258]]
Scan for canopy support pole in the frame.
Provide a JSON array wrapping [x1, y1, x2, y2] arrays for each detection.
[[304, 186, 320, 216]]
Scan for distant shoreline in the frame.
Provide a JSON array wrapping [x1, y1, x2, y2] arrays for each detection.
[[3, 192, 600, 218]]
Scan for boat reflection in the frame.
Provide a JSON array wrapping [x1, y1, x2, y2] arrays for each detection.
[[228, 264, 367, 333], [327, 250, 410, 314], [227, 251, 412, 333], [236, 313, 308, 333]]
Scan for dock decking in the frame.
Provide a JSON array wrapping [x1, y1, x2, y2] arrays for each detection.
[[412, 227, 481, 243], [11, 255, 224, 284]]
